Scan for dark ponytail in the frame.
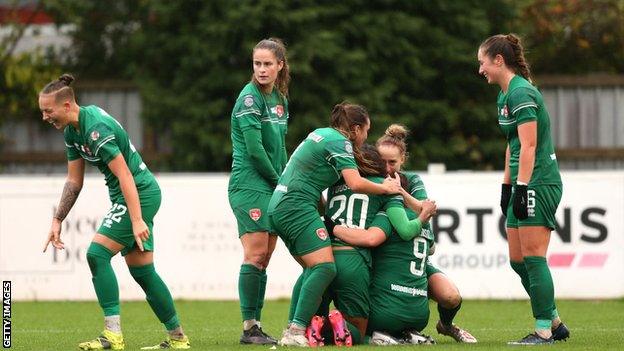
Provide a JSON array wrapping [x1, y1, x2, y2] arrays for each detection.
[[480, 34, 533, 83], [329, 102, 378, 175]]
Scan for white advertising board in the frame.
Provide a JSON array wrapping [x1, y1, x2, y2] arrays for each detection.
[[0, 171, 622, 300]]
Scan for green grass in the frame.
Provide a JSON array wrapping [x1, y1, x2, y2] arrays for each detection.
[[10, 299, 624, 350]]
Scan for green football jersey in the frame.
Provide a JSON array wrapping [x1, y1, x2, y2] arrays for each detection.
[[497, 75, 562, 185], [229, 82, 288, 193], [370, 209, 432, 315], [404, 172, 434, 241], [269, 127, 357, 211], [64, 105, 158, 203], [326, 176, 402, 265]]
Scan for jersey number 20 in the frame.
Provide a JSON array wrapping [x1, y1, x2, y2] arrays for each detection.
[[328, 194, 369, 229]]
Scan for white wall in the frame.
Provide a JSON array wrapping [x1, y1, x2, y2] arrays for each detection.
[[1, 171, 622, 300]]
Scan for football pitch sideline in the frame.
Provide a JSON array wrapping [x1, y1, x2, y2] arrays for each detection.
[[9, 299, 623, 350]]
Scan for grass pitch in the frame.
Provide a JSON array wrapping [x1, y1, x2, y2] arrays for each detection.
[[11, 299, 624, 350]]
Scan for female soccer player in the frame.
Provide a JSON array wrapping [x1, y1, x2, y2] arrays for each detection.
[[329, 172, 437, 346], [228, 38, 289, 345], [40, 74, 190, 350], [478, 34, 569, 345], [320, 144, 437, 346], [268, 102, 401, 347], [376, 124, 477, 343]]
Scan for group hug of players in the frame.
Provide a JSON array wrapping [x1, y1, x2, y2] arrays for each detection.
[[41, 34, 568, 350]]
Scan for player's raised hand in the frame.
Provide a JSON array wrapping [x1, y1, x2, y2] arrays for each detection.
[[382, 173, 402, 194], [420, 200, 437, 222], [132, 219, 149, 251], [43, 218, 64, 252]]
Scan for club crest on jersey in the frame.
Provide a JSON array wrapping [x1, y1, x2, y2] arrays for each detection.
[[344, 141, 353, 155], [90, 130, 100, 141], [249, 208, 262, 221], [500, 105, 509, 118], [275, 105, 284, 117], [243, 95, 255, 107], [316, 228, 328, 241]]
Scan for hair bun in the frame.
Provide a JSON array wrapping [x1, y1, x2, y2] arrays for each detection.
[[58, 73, 75, 86], [505, 34, 520, 45], [385, 124, 408, 140]]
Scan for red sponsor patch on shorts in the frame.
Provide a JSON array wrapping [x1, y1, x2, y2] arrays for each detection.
[[316, 228, 328, 241], [249, 208, 261, 221]]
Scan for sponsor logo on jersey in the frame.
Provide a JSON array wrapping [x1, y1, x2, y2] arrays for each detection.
[[308, 132, 324, 143], [390, 283, 427, 297], [243, 95, 254, 107], [316, 228, 328, 241], [500, 105, 509, 118], [275, 104, 284, 117], [249, 208, 262, 221], [90, 130, 100, 141], [344, 141, 353, 155]]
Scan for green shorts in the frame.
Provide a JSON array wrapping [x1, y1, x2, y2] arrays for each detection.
[[425, 257, 443, 278], [327, 249, 371, 318], [269, 200, 331, 257], [229, 188, 274, 236], [506, 184, 562, 230], [97, 189, 161, 256], [367, 295, 429, 336]]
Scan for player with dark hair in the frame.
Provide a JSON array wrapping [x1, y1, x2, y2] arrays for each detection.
[[478, 33, 568, 345], [269, 102, 401, 347], [228, 38, 290, 345]]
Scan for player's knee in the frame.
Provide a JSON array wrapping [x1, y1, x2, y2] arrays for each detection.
[[86, 242, 113, 275], [438, 287, 461, 309], [447, 293, 462, 309], [317, 262, 337, 280], [244, 251, 268, 268], [262, 253, 274, 268]]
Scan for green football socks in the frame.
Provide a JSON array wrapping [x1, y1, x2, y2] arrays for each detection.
[[438, 300, 461, 327], [86, 242, 120, 316], [288, 270, 307, 323], [256, 269, 268, 321], [524, 256, 554, 332], [238, 264, 262, 321], [292, 262, 337, 327], [129, 263, 179, 331]]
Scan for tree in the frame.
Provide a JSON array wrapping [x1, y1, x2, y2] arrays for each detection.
[[1, 1, 61, 151], [517, 0, 624, 74], [132, 0, 517, 171], [44, 0, 519, 171], [43, 0, 149, 79]]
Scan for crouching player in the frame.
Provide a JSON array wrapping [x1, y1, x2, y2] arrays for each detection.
[[330, 173, 437, 345]]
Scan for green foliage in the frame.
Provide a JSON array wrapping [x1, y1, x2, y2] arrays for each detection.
[[517, 0, 624, 74], [46, 0, 521, 171], [44, 0, 150, 79], [28, 0, 624, 171], [0, 53, 60, 122], [130, 0, 515, 171], [0, 6, 62, 149]]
